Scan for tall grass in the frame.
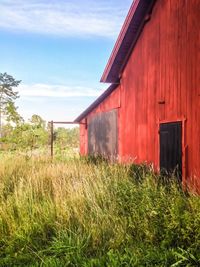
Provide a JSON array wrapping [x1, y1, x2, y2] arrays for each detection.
[[0, 153, 199, 266]]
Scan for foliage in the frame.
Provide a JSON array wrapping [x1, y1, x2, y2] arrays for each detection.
[[54, 127, 79, 149], [4, 101, 23, 125], [0, 114, 48, 151], [0, 155, 199, 266], [30, 114, 45, 128], [0, 73, 21, 136], [0, 116, 79, 156], [0, 72, 79, 153]]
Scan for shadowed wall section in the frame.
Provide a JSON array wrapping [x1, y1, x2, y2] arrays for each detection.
[[88, 110, 118, 158]]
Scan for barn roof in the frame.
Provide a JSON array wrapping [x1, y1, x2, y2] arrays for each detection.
[[74, 83, 119, 122], [101, 0, 155, 83], [75, 0, 155, 122]]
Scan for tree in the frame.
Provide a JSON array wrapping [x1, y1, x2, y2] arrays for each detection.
[[0, 73, 21, 137], [5, 101, 23, 125], [30, 114, 45, 129], [1, 115, 49, 151], [55, 127, 79, 149]]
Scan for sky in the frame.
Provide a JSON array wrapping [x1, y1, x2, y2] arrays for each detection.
[[0, 0, 132, 125]]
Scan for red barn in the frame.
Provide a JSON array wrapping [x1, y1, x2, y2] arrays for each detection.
[[75, 0, 200, 191]]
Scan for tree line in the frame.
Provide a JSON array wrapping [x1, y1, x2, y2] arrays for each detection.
[[0, 73, 79, 152]]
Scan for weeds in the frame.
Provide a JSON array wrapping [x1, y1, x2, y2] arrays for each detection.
[[0, 154, 199, 266]]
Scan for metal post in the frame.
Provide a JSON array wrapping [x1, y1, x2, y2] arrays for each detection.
[[48, 120, 85, 159], [50, 120, 54, 158]]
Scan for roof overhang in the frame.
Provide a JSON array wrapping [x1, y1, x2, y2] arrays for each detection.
[[74, 83, 119, 123], [101, 0, 156, 83], [75, 0, 156, 122]]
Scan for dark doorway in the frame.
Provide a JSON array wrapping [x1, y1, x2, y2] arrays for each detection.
[[159, 122, 182, 180]]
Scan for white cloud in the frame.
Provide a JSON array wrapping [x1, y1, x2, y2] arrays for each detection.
[[0, 0, 131, 38], [18, 83, 105, 98], [16, 82, 107, 122]]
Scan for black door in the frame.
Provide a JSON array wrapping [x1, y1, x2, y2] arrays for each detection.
[[159, 122, 182, 180]]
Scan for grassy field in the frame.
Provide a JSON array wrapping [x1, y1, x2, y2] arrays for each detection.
[[0, 153, 199, 266]]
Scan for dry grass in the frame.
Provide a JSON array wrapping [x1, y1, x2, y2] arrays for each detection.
[[0, 153, 199, 266]]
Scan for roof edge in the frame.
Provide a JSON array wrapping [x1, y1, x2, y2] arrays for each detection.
[[74, 83, 119, 123], [101, 0, 155, 83], [100, 0, 140, 83]]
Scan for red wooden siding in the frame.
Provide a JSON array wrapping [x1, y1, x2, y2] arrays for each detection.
[[79, 0, 200, 192], [80, 122, 88, 156], [119, 0, 200, 191], [79, 86, 121, 155]]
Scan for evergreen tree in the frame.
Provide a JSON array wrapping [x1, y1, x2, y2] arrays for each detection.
[[0, 73, 21, 137]]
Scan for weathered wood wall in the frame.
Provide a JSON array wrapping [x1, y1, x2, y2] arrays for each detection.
[[79, 87, 120, 155], [80, 0, 200, 191], [119, 0, 200, 190]]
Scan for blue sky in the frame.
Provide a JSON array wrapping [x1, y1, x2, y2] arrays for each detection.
[[0, 0, 132, 124]]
